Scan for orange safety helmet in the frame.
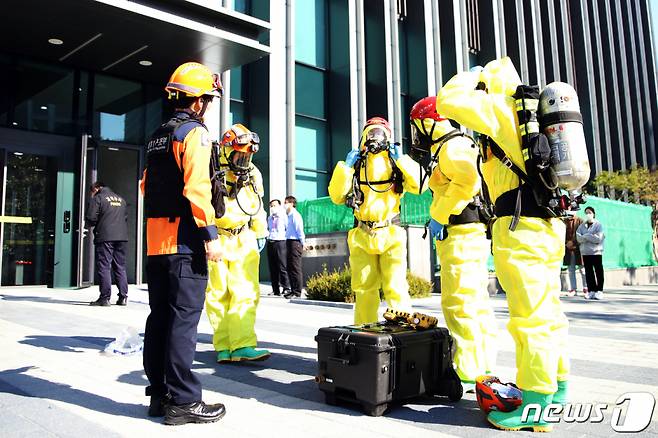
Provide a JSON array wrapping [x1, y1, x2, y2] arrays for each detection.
[[475, 375, 523, 414], [364, 116, 392, 136], [220, 123, 259, 174], [165, 62, 223, 99]]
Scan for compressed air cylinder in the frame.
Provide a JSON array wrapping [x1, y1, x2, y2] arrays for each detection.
[[538, 82, 591, 191]]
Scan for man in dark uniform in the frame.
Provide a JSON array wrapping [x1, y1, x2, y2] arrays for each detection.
[[140, 62, 225, 426], [86, 181, 129, 306]]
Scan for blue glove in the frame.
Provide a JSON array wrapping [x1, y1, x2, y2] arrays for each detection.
[[257, 238, 266, 253], [429, 219, 446, 241], [389, 143, 402, 161], [345, 149, 360, 167]]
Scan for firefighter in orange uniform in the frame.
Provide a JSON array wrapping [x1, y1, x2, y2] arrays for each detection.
[[141, 62, 226, 426]]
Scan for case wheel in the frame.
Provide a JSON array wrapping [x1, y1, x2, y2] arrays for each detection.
[[363, 402, 388, 417], [447, 379, 463, 402]]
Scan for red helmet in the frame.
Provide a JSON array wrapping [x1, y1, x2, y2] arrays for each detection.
[[475, 375, 523, 414], [364, 117, 391, 135], [409, 96, 447, 122]]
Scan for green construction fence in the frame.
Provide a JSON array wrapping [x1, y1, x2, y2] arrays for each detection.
[[297, 194, 656, 270]]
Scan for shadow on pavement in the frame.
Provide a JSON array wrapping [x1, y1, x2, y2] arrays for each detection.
[[564, 310, 658, 325], [0, 366, 153, 421], [19, 335, 114, 353], [390, 397, 485, 426], [184, 340, 490, 429], [196, 333, 318, 355], [0, 294, 91, 306]]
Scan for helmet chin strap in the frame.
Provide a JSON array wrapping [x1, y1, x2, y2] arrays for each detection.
[[195, 96, 211, 120]]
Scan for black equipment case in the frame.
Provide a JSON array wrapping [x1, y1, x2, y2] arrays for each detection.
[[315, 322, 462, 416]]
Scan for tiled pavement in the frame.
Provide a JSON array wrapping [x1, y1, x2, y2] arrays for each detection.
[[0, 284, 656, 437]]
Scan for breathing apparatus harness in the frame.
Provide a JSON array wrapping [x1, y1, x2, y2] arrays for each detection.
[[482, 84, 575, 231], [210, 141, 262, 218], [410, 119, 493, 239], [345, 139, 404, 210]]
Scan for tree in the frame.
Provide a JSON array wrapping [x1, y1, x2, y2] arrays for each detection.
[[591, 167, 658, 204], [592, 167, 658, 261]]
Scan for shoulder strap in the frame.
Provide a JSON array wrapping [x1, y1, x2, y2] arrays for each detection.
[[486, 139, 533, 186]]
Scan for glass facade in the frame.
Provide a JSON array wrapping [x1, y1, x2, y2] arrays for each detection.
[[294, 0, 329, 200], [1, 151, 57, 286], [229, 66, 247, 126], [0, 54, 165, 145]]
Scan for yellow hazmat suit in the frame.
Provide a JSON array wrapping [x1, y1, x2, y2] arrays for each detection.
[[328, 124, 422, 324], [205, 153, 268, 355], [436, 58, 569, 395], [413, 115, 497, 383]]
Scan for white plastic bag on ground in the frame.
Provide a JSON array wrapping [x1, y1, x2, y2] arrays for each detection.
[[103, 327, 144, 356]]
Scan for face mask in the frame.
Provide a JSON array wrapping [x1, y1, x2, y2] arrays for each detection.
[[585, 213, 594, 222], [270, 206, 280, 216], [363, 127, 390, 154]]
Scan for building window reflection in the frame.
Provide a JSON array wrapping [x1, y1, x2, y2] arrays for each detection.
[[11, 60, 75, 135], [93, 74, 145, 144]]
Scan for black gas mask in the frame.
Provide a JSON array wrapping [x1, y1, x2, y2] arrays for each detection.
[[363, 127, 390, 155]]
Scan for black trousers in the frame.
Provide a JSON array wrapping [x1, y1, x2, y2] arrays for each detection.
[[582, 254, 604, 292], [143, 253, 207, 405], [95, 241, 128, 300], [286, 239, 304, 295], [267, 240, 290, 294]]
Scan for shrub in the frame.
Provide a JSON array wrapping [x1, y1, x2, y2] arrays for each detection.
[[306, 265, 354, 302], [305, 265, 433, 302], [406, 271, 433, 298]]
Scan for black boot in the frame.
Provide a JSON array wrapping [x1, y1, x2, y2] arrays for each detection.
[[116, 296, 127, 306], [148, 393, 171, 417], [89, 298, 110, 307], [164, 401, 226, 426]]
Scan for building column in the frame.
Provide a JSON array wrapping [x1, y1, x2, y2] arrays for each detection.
[[626, 0, 648, 167], [579, 0, 602, 175], [285, 0, 295, 195], [603, 0, 626, 170], [634, 0, 657, 167], [453, 0, 467, 72], [219, 0, 233, 135], [515, 0, 529, 83], [530, 0, 545, 87], [427, 0, 442, 92], [493, 0, 506, 58], [559, 0, 575, 85], [613, 0, 637, 166], [589, 1, 613, 171], [349, 0, 366, 140], [546, 0, 560, 82], [385, 0, 402, 139], [269, 0, 292, 200]]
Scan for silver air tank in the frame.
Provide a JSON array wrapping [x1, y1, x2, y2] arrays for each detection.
[[538, 82, 590, 191]]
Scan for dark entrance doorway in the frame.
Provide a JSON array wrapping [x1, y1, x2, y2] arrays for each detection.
[[0, 150, 57, 286]]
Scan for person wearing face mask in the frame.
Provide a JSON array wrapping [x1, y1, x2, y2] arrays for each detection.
[[328, 117, 422, 324], [266, 199, 291, 296], [205, 123, 271, 363], [283, 195, 305, 299], [563, 213, 587, 297], [576, 207, 605, 300]]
